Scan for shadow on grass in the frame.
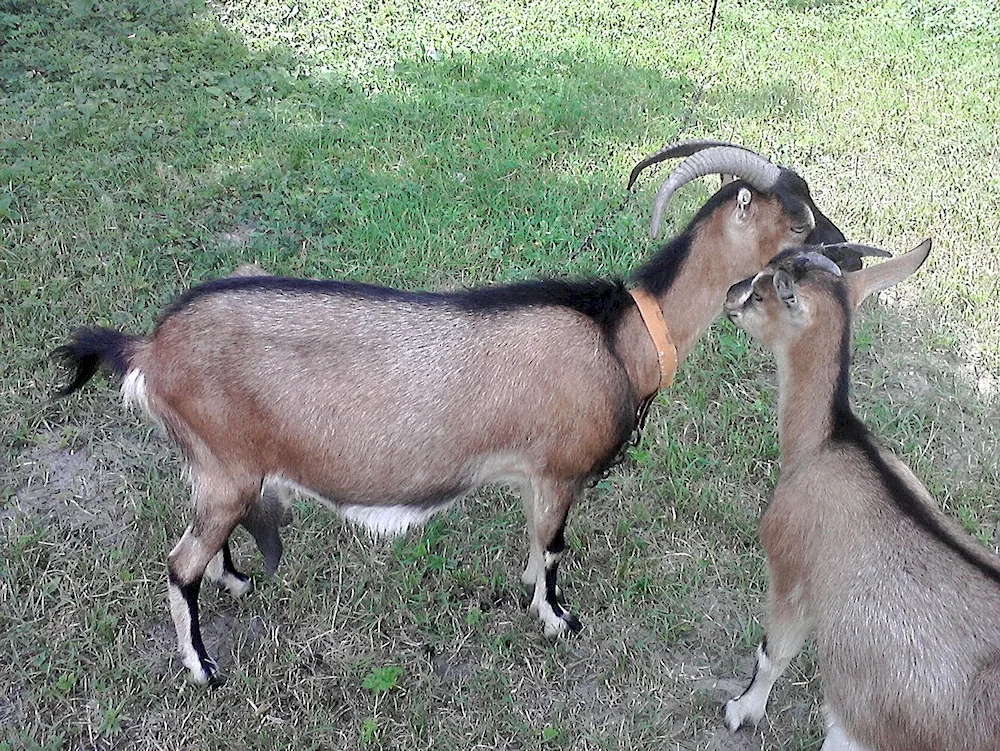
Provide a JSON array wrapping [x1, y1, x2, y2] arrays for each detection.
[[0, 0, 714, 424], [4, 0, 699, 294]]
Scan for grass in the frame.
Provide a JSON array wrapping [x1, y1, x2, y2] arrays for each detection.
[[2, 0, 998, 748]]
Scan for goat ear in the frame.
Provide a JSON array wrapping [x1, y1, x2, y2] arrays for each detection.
[[735, 187, 752, 222], [772, 269, 798, 308], [846, 239, 932, 308]]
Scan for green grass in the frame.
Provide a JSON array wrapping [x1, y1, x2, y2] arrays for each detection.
[[2, 0, 998, 748]]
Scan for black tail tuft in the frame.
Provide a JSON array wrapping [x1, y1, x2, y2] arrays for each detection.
[[52, 327, 138, 397]]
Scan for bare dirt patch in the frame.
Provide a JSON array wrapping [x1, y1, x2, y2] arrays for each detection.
[[7, 428, 136, 546]]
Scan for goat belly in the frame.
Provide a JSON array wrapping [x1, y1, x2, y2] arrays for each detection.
[[338, 502, 456, 537]]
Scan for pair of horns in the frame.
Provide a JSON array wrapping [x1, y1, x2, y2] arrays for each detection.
[[783, 243, 893, 276], [774, 239, 933, 308], [630, 140, 784, 239]]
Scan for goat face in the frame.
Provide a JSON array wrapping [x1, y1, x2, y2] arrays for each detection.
[[724, 241, 931, 352], [723, 185, 817, 270], [722, 259, 840, 352], [634, 141, 846, 248]]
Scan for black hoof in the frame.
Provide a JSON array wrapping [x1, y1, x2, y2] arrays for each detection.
[[561, 611, 582, 634]]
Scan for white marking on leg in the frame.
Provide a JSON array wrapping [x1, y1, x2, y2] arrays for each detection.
[[725, 643, 779, 731], [543, 550, 566, 600], [538, 599, 572, 638], [527, 577, 570, 637], [528, 550, 574, 637], [527, 567, 545, 618], [224, 573, 252, 599], [204, 550, 252, 599], [167, 525, 219, 684], [521, 548, 543, 591], [205, 549, 223, 582], [168, 581, 211, 685], [727, 589, 810, 732]]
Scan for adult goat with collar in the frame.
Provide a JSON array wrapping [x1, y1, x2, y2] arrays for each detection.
[[54, 140, 845, 686]]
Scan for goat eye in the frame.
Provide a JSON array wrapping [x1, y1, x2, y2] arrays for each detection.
[[752, 292, 763, 303]]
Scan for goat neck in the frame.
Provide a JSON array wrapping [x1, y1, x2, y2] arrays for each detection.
[[773, 312, 850, 467], [624, 192, 796, 400], [655, 246, 744, 361]]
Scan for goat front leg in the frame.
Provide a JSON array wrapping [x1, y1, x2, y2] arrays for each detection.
[[725, 578, 810, 730], [523, 478, 582, 638], [520, 485, 543, 595], [168, 478, 251, 686]]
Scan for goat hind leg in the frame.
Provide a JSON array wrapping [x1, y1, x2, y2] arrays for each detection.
[[168, 480, 252, 686], [204, 540, 253, 599]]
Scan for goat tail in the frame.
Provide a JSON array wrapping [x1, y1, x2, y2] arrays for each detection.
[[52, 327, 141, 397]]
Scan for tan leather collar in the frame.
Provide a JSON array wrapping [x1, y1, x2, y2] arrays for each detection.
[[628, 287, 677, 391]]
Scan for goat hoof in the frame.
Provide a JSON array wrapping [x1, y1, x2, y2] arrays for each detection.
[[723, 697, 757, 732], [561, 611, 582, 633], [542, 610, 582, 639], [185, 657, 220, 688], [207, 670, 227, 689], [228, 575, 253, 599]]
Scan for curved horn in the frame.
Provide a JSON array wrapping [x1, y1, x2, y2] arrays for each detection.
[[816, 243, 892, 273], [820, 243, 892, 259], [627, 139, 745, 191], [800, 252, 844, 276], [649, 146, 782, 239]]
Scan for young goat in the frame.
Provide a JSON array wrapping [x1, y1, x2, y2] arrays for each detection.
[[723, 240, 1000, 750], [54, 141, 845, 685]]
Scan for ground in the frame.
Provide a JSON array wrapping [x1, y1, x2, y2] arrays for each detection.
[[5, 305, 996, 749], [2, 0, 998, 748]]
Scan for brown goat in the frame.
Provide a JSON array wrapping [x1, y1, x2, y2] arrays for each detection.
[[54, 141, 845, 685], [722, 240, 1000, 750]]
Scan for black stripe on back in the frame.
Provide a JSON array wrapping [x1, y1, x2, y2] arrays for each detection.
[[827, 293, 1000, 588], [160, 275, 632, 339], [832, 415, 1000, 587]]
